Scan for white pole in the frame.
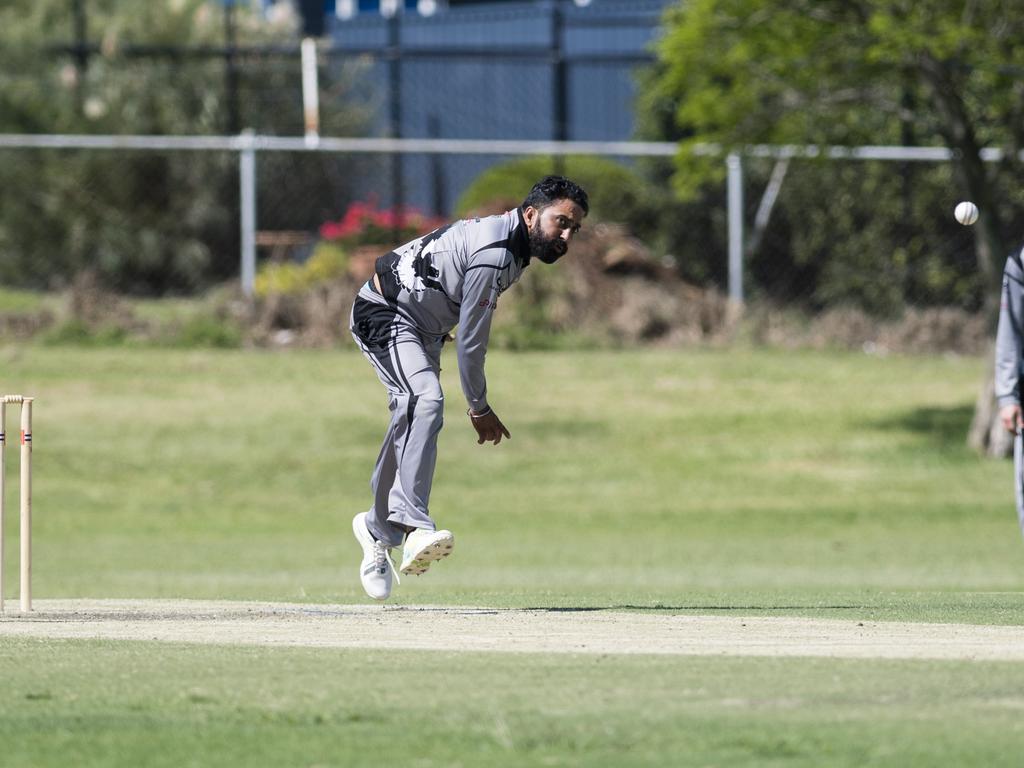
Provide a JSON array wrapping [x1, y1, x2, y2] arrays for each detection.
[[20, 398, 31, 612], [1, 401, 5, 613], [727, 152, 744, 305], [240, 130, 257, 298], [301, 37, 320, 148]]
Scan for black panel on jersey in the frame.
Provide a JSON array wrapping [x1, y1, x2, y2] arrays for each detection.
[[374, 251, 403, 301], [468, 210, 529, 269], [352, 295, 399, 349], [511, 208, 531, 267]]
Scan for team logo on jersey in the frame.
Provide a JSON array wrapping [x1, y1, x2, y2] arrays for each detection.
[[391, 237, 444, 293], [388, 224, 454, 294]]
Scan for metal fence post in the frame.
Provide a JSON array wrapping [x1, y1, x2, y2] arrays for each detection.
[[727, 152, 744, 305], [387, 9, 404, 236], [301, 37, 320, 147], [551, 0, 567, 176], [239, 130, 257, 298]]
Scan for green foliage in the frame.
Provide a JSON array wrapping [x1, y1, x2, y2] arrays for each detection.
[[488, 262, 596, 351], [0, 286, 49, 313], [749, 158, 990, 315], [40, 319, 127, 347], [302, 243, 350, 284], [254, 242, 350, 298], [165, 314, 243, 349], [0, 0, 369, 295], [455, 156, 662, 244], [253, 262, 307, 298], [640, 0, 1024, 312], [648, 1, 1024, 180], [38, 309, 243, 349]]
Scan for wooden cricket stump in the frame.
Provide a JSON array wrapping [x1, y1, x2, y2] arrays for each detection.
[[1, 395, 33, 613]]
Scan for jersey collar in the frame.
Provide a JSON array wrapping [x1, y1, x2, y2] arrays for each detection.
[[511, 207, 531, 267]]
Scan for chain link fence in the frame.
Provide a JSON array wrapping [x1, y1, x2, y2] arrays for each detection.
[[0, 135, 1001, 312]]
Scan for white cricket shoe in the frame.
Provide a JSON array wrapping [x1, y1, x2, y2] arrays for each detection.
[[400, 527, 455, 576], [352, 512, 398, 601]]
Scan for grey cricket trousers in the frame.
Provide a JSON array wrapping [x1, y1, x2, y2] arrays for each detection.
[[351, 284, 444, 548]]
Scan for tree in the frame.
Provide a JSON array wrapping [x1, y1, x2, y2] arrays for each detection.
[[644, 0, 1024, 453]]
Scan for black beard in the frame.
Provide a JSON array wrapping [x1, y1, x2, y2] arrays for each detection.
[[529, 223, 567, 264]]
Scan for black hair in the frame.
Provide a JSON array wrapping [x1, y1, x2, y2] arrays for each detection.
[[521, 175, 589, 216]]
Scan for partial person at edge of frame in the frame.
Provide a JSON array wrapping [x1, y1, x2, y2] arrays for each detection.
[[347, 175, 589, 601], [996, 244, 1024, 434]]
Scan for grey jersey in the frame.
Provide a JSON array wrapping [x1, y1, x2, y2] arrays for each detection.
[[996, 249, 1024, 407], [365, 208, 532, 412]]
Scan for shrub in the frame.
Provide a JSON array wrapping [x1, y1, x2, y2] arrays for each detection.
[[0, 0, 370, 295], [40, 320, 127, 347], [254, 242, 350, 298], [168, 315, 243, 349], [455, 156, 661, 244]]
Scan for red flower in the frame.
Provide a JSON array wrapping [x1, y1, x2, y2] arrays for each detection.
[[319, 199, 444, 245]]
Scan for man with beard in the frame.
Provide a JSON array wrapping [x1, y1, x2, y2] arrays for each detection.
[[348, 175, 588, 600]]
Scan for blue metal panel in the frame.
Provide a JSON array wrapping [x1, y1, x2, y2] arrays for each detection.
[[331, 15, 392, 46], [400, 3, 550, 48], [569, 63, 638, 140], [327, 0, 673, 213], [401, 58, 553, 139]]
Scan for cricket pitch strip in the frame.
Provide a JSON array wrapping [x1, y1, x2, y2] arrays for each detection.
[[1, 599, 1022, 661]]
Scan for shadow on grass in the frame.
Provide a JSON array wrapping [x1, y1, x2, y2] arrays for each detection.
[[871, 404, 974, 448]]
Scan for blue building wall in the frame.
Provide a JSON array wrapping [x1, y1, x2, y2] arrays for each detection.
[[328, 0, 672, 214]]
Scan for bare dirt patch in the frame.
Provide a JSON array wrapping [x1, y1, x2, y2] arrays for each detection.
[[1, 600, 1021, 661]]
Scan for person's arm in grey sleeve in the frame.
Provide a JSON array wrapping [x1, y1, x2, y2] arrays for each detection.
[[457, 259, 511, 444], [457, 262, 499, 413], [996, 254, 1024, 431]]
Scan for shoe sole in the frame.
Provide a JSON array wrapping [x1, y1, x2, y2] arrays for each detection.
[[400, 532, 455, 576]]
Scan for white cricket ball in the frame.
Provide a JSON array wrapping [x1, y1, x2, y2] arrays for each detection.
[[954, 201, 979, 226]]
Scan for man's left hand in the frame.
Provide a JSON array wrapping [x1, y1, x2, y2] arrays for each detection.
[[468, 408, 511, 445]]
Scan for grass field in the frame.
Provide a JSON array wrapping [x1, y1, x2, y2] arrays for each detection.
[[1, 344, 1022, 766]]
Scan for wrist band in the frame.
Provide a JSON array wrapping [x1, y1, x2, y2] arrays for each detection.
[[467, 407, 491, 419]]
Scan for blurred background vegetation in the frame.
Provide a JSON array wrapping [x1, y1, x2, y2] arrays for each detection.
[[1, 0, 1022, 359], [0, 0, 369, 294]]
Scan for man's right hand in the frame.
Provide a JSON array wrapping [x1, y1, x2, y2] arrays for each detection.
[[468, 408, 511, 445], [1000, 403, 1023, 433]]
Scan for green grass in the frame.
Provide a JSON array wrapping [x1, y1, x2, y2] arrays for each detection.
[[1, 344, 1021, 766], [0, 286, 246, 349], [3, 640, 1024, 768], [0, 345, 1016, 616], [0, 285, 55, 313]]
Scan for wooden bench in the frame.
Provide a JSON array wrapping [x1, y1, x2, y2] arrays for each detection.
[[255, 231, 314, 262]]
